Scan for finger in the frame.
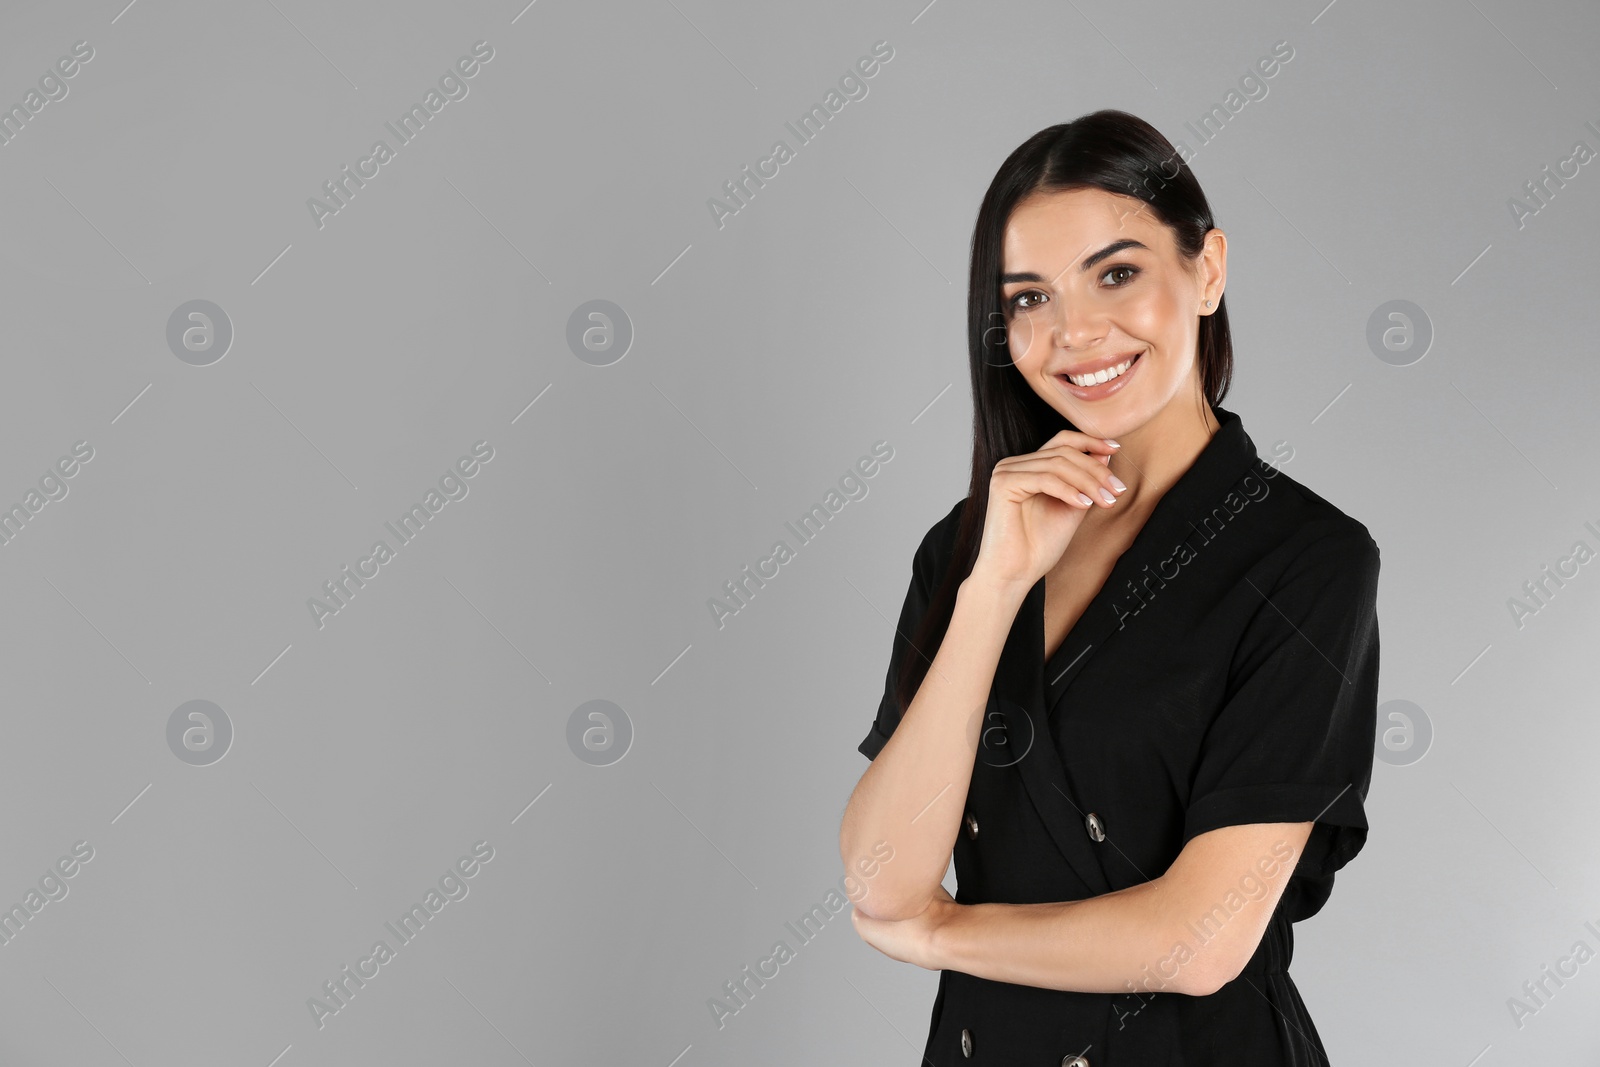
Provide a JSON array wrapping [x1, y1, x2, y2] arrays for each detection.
[[997, 442, 1116, 474], [999, 455, 1122, 508], [994, 470, 1097, 510], [996, 464, 1105, 509], [995, 437, 1118, 475], [1039, 430, 1121, 454]]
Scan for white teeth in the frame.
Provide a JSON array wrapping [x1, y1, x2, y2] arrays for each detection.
[[1065, 355, 1137, 387]]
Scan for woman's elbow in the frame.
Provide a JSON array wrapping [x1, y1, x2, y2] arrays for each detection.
[[850, 884, 932, 923], [1171, 945, 1244, 998], [839, 835, 901, 902], [839, 845, 929, 922]]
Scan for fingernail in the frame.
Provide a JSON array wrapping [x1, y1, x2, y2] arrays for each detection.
[[1108, 475, 1126, 492], [1104, 439, 1120, 448], [1077, 492, 1094, 507], [1098, 487, 1117, 504]]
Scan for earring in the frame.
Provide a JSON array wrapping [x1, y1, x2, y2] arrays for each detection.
[[1204, 300, 1212, 309]]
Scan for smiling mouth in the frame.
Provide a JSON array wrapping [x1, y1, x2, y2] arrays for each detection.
[[1060, 351, 1142, 387]]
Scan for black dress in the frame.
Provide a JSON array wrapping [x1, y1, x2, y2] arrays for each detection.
[[857, 405, 1381, 1066]]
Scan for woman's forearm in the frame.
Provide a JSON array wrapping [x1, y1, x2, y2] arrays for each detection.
[[840, 575, 1029, 921], [930, 878, 1219, 997]]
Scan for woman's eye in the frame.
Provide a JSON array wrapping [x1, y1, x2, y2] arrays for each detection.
[[1009, 267, 1137, 311]]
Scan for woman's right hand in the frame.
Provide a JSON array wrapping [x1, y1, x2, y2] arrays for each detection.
[[969, 430, 1123, 588]]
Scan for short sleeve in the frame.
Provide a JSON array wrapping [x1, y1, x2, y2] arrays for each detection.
[[856, 518, 945, 761], [1182, 528, 1381, 893]]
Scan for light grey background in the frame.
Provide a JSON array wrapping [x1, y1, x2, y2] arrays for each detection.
[[1, 0, 1596, 1063]]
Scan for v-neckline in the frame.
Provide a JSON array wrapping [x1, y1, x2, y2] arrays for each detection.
[[1040, 535, 1139, 677], [1035, 406, 1251, 689], [1039, 530, 1134, 664]]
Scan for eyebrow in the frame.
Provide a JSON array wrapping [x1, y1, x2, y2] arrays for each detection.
[[1000, 238, 1151, 284]]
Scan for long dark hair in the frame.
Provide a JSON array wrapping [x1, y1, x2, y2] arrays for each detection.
[[892, 109, 1235, 716]]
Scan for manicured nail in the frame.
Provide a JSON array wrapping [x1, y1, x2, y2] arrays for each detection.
[[1098, 487, 1117, 504], [1108, 475, 1126, 492], [1104, 439, 1120, 448], [1076, 492, 1094, 507]]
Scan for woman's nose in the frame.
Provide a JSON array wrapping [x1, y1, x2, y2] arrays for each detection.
[[1050, 297, 1107, 349]]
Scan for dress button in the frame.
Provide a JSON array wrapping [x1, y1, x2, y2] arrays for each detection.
[[1062, 1056, 1090, 1067], [960, 1028, 973, 1057], [1084, 812, 1106, 842], [964, 812, 980, 839]]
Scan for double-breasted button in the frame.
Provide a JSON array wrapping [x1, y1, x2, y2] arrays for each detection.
[[960, 1028, 973, 1057], [1084, 812, 1106, 842], [1062, 1055, 1090, 1067], [964, 812, 980, 839]]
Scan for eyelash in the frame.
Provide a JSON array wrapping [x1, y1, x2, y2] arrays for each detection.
[[1008, 265, 1140, 312]]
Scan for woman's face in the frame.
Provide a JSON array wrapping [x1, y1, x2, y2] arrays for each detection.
[[999, 186, 1225, 442]]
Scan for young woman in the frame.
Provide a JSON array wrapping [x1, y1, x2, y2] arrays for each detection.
[[839, 110, 1381, 1065]]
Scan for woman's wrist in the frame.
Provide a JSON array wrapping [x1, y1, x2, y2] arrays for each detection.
[[924, 896, 967, 971], [959, 570, 1035, 611]]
